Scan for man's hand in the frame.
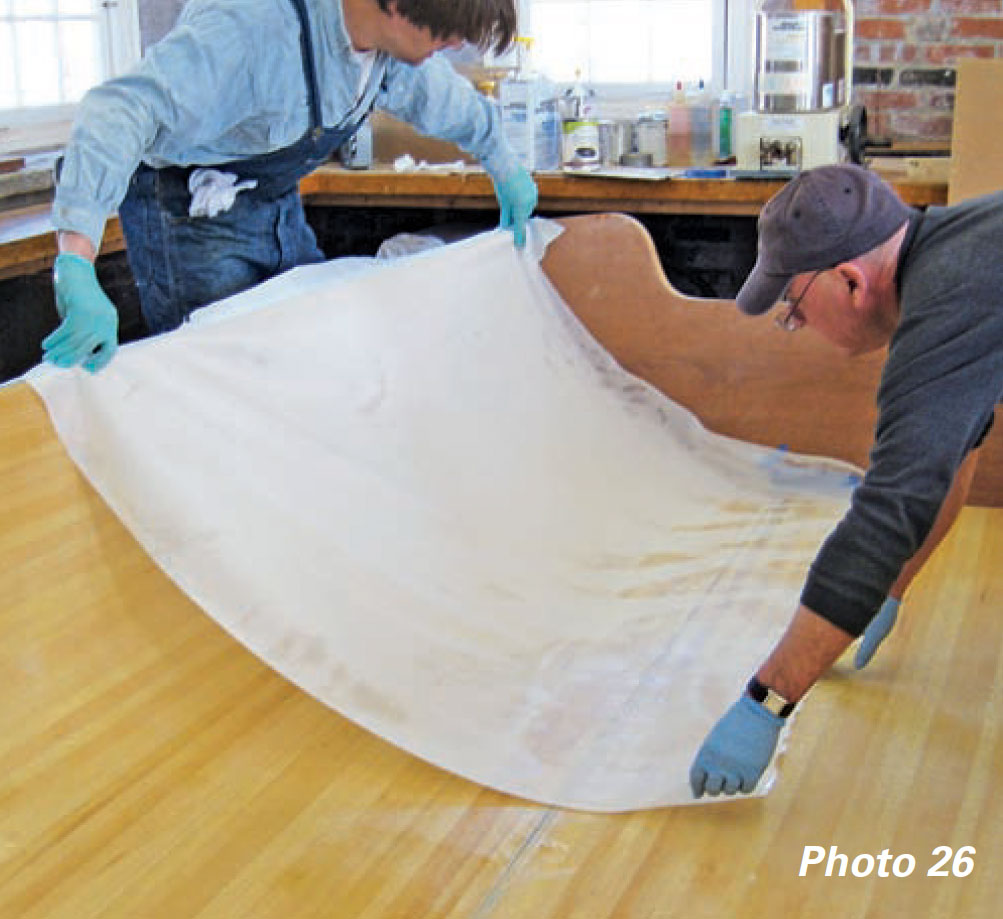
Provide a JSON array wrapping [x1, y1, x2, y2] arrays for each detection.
[[490, 165, 538, 248], [689, 695, 784, 797], [44, 253, 119, 373], [854, 597, 900, 669]]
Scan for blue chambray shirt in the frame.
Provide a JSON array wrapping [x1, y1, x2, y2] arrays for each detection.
[[53, 0, 518, 251]]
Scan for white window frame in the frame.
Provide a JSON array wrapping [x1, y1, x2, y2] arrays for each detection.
[[0, 0, 141, 155], [507, 0, 755, 99]]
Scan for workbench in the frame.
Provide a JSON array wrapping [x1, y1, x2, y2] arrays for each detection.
[[0, 166, 948, 281]]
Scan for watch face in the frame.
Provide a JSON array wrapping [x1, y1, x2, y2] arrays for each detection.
[[747, 676, 794, 717], [763, 689, 789, 716]]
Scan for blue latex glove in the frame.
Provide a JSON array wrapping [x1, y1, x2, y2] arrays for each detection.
[[43, 253, 119, 373], [491, 165, 538, 249], [689, 695, 785, 797], [854, 597, 900, 669]]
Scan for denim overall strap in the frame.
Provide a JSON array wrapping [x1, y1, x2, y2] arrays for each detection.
[[290, 0, 323, 130], [225, 45, 388, 200], [119, 0, 388, 333], [282, 0, 390, 136], [209, 1, 389, 200], [127, 0, 390, 203]]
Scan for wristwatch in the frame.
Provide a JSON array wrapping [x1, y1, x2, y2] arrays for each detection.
[[747, 676, 796, 718]]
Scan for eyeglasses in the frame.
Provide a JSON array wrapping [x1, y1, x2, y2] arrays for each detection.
[[775, 268, 826, 332]]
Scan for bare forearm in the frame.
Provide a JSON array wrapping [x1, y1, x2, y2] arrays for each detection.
[[689, 602, 853, 796], [57, 230, 96, 262], [756, 605, 855, 703]]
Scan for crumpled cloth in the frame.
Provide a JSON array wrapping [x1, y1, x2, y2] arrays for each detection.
[[188, 167, 258, 218], [26, 220, 857, 811], [393, 153, 467, 174]]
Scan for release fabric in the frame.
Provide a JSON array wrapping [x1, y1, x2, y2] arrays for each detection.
[[27, 224, 857, 811]]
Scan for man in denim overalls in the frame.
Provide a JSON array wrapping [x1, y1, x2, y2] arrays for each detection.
[[46, 0, 537, 372]]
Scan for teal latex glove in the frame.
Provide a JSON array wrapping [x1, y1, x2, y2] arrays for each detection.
[[44, 253, 119, 373], [854, 597, 900, 669], [689, 695, 784, 797], [491, 165, 538, 248]]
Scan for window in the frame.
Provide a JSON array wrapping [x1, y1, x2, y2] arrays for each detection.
[[0, 0, 140, 152], [520, 0, 753, 94], [528, 0, 711, 84]]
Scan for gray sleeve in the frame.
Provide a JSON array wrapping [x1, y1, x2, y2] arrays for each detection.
[[801, 277, 1003, 635]]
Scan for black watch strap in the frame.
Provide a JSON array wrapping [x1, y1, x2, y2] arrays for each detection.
[[747, 676, 796, 718]]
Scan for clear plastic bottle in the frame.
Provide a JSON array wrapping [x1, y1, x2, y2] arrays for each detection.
[[686, 79, 713, 167], [498, 37, 561, 170], [667, 80, 691, 167], [713, 90, 749, 161], [564, 69, 591, 120]]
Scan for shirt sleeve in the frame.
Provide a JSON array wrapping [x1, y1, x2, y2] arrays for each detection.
[[800, 281, 1003, 636], [52, 2, 282, 251], [376, 54, 519, 181]]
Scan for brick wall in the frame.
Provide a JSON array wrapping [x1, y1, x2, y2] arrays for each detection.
[[853, 0, 1003, 143]]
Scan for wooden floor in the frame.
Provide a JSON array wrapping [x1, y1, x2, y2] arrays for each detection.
[[2, 380, 1001, 919]]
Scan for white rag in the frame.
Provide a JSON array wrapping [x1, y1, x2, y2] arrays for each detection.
[[393, 153, 467, 174], [188, 167, 258, 218]]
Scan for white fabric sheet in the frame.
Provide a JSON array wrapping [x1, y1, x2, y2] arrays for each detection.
[[27, 222, 858, 810]]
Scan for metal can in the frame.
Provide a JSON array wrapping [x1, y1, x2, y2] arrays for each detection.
[[597, 119, 633, 167], [339, 120, 373, 169], [635, 112, 668, 167], [562, 119, 601, 169]]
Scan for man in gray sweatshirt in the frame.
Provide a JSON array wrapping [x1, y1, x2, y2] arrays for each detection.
[[691, 164, 1002, 797]]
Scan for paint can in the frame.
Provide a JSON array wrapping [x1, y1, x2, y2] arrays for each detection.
[[635, 112, 668, 167]]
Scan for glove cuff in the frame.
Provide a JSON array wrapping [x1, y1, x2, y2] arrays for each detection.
[[54, 251, 98, 281]]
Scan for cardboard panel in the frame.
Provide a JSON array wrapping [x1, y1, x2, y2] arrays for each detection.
[[947, 59, 1003, 205]]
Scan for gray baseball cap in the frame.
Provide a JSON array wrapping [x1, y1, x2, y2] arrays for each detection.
[[736, 163, 914, 316]]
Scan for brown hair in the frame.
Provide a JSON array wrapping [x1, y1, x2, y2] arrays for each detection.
[[377, 0, 517, 55]]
